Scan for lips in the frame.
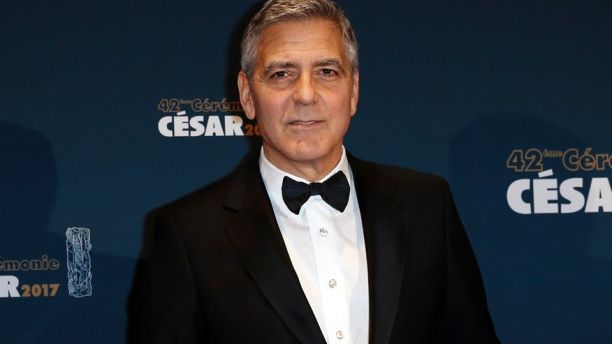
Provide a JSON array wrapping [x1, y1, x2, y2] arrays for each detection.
[[289, 120, 322, 126]]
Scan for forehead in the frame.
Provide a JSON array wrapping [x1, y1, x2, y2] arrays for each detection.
[[255, 18, 347, 65]]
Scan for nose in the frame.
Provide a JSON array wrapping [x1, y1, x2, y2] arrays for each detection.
[[292, 74, 316, 105]]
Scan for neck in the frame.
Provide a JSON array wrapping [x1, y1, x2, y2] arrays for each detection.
[[262, 145, 343, 182]]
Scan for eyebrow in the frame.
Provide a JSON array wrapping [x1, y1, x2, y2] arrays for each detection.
[[263, 61, 297, 75], [262, 58, 347, 75], [315, 58, 346, 74]]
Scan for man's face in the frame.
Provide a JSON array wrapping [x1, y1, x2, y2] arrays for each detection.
[[238, 18, 359, 178]]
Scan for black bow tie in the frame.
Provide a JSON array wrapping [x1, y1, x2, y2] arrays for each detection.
[[281, 171, 350, 215]]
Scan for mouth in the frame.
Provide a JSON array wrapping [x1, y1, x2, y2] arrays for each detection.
[[288, 120, 323, 127]]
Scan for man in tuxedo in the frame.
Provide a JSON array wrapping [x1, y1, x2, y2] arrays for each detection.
[[134, 0, 500, 343]]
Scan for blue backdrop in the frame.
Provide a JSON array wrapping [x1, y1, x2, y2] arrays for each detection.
[[2, 0, 611, 343]]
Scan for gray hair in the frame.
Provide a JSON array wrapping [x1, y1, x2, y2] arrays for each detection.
[[240, 0, 359, 79]]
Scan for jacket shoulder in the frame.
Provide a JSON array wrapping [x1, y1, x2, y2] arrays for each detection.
[[349, 155, 451, 205], [350, 155, 448, 185], [156, 167, 244, 221]]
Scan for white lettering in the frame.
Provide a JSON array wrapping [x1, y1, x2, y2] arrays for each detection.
[[585, 178, 612, 212], [174, 116, 189, 137], [189, 116, 205, 137], [224, 115, 244, 136], [205, 116, 224, 136], [0, 275, 20, 298], [158, 116, 173, 137], [507, 179, 531, 214], [158, 113, 249, 137], [559, 178, 585, 213], [507, 173, 611, 214], [533, 178, 558, 214]]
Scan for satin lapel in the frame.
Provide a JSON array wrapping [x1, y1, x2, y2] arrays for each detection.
[[351, 157, 407, 344], [223, 162, 326, 344]]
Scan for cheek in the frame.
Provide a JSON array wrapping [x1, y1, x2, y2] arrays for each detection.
[[254, 102, 285, 136], [255, 91, 290, 118], [328, 92, 354, 119]]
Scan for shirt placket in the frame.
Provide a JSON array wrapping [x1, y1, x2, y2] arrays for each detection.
[[305, 198, 351, 344]]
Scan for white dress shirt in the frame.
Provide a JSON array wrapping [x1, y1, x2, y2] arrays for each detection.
[[259, 147, 369, 344]]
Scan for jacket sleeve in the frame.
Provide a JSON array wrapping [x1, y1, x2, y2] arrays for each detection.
[[434, 180, 501, 344]]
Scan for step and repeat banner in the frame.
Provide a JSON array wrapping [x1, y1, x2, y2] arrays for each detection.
[[2, 0, 611, 343]]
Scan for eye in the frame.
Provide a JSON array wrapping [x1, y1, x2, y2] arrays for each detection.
[[319, 68, 338, 78], [270, 71, 289, 79]]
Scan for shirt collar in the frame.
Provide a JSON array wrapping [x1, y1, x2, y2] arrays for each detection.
[[259, 146, 353, 216]]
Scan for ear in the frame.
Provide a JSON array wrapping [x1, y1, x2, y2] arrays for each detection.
[[237, 71, 256, 120], [350, 71, 359, 117]]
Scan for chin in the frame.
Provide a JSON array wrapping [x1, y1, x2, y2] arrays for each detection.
[[289, 144, 334, 162]]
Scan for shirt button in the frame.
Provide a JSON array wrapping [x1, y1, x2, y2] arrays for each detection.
[[319, 228, 328, 237], [336, 330, 344, 339], [328, 279, 337, 288]]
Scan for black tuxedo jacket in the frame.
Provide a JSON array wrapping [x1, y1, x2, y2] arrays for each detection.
[[133, 152, 500, 343]]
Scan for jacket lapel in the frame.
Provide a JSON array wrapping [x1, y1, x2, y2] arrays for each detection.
[[222, 156, 326, 344], [350, 155, 407, 344]]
